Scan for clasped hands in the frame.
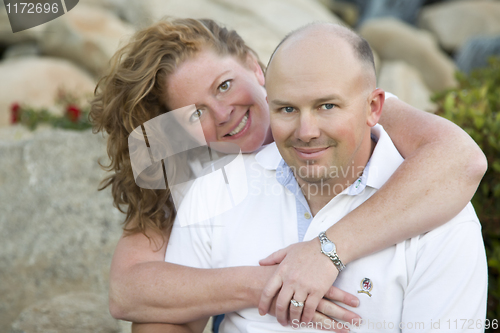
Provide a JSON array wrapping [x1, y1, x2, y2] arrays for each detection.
[[258, 239, 361, 332]]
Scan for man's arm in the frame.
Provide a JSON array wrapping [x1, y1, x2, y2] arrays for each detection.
[[259, 97, 487, 323]]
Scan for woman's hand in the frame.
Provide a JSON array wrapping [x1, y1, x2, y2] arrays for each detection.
[[258, 240, 359, 328], [268, 286, 361, 332]]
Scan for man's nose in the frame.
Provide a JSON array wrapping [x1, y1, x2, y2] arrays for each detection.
[[296, 111, 321, 143], [210, 101, 234, 125]]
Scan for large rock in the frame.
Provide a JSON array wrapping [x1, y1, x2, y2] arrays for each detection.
[[359, 18, 457, 92], [378, 61, 437, 113], [318, 0, 359, 27], [418, 0, 500, 52], [38, 4, 135, 76], [0, 128, 125, 332], [4, 0, 341, 68], [10, 292, 122, 333], [2, 42, 40, 60], [357, 0, 426, 26], [0, 57, 95, 128], [455, 35, 500, 74], [0, 0, 46, 46], [115, 0, 343, 64]]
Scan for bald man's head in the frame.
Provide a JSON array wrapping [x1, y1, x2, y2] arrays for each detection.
[[266, 23, 376, 88]]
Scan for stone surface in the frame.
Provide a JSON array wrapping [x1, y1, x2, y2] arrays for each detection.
[[116, 0, 343, 64], [38, 4, 135, 76], [3, 0, 341, 70], [357, 0, 426, 26], [0, 0, 46, 46], [359, 18, 457, 92], [318, 0, 359, 26], [0, 128, 125, 332], [0, 57, 95, 128], [456, 35, 500, 73], [378, 61, 437, 113], [3, 42, 40, 60], [10, 292, 122, 333], [418, 0, 500, 52]]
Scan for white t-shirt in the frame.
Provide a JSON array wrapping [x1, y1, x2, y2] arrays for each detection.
[[165, 124, 488, 332]]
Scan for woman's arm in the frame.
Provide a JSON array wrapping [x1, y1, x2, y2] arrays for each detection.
[[339, 96, 487, 261], [109, 226, 360, 324], [109, 228, 271, 323], [258, 97, 487, 323], [131, 320, 209, 333]]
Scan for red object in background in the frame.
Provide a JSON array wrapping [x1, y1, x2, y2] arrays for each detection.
[[66, 104, 81, 122], [10, 103, 21, 124]]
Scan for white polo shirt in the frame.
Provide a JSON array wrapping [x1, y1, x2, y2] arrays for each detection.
[[165, 124, 488, 333]]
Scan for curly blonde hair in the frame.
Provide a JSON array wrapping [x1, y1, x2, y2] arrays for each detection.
[[90, 18, 263, 239]]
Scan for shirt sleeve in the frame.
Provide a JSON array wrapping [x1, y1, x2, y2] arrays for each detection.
[[401, 212, 488, 332]]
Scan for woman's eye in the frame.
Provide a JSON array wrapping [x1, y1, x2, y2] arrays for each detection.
[[218, 80, 231, 92], [321, 103, 336, 110], [189, 109, 203, 122], [282, 107, 295, 113]]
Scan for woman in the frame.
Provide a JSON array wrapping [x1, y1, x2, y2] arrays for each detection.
[[90, 18, 486, 332]]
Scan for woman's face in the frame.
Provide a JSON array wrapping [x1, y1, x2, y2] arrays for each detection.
[[165, 49, 272, 153]]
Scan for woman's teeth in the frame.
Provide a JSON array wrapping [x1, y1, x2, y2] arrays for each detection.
[[227, 112, 249, 136]]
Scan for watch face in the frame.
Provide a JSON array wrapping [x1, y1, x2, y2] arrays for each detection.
[[321, 242, 335, 254]]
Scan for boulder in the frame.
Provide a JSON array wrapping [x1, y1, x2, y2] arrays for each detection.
[[318, 0, 359, 27], [2, 42, 40, 60], [10, 292, 122, 333], [79, 0, 132, 22], [0, 0, 46, 46], [38, 4, 135, 76], [418, 0, 500, 52], [378, 61, 437, 113], [359, 18, 457, 92], [357, 0, 426, 26], [0, 57, 95, 128], [455, 36, 500, 74], [116, 0, 343, 64], [0, 128, 125, 332]]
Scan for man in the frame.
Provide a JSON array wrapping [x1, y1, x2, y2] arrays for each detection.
[[165, 23, 487, 332]]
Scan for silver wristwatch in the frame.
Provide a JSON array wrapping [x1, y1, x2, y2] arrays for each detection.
[[318, 231, 345, 273]]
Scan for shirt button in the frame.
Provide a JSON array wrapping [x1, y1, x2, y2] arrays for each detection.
[[304, 212, 311, 219]]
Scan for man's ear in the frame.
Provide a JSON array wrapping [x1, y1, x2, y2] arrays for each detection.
[[367, 88, 385, 127], [246, 53, 265, 86]]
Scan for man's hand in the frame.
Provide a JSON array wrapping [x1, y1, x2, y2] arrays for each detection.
[[258, 239, 357, 326]]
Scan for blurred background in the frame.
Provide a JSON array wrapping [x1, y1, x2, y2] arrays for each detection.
[[0, 0, 499, 332]]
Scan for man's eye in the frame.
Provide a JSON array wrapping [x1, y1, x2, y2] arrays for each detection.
[[321, 103, 336, 110], [282, 107, 295, 113], [218, 80, 231, 92], [189, 109, 203, 122]]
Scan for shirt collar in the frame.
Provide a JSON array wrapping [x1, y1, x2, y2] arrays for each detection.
[[255, 142, 282, 170], [364, 124, 404, 190]]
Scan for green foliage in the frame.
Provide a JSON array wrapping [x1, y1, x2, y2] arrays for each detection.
[[16, 106, 92, 131], [433, 57, 500, 328], [10, 90, 92, 131], [433, 57, 500, 229]]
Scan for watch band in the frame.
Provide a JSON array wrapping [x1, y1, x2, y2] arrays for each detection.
[[319, 231, 346, 273]]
